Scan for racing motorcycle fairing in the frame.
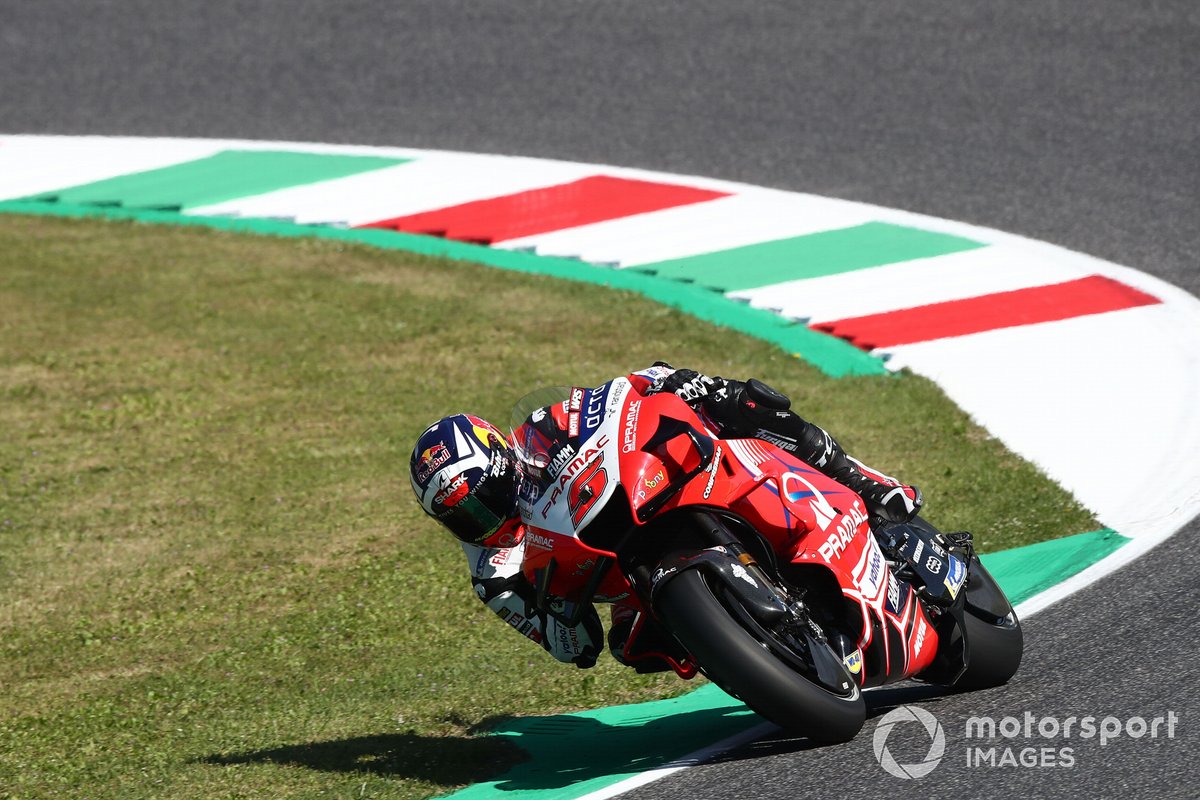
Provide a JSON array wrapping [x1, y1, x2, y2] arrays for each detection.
[[715, 437, 941, 684], [510, 376, 941, 687], [615, 609, 699, 678]]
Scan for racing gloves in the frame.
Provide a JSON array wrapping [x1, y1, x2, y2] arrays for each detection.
[[541, 606, 604, 669], [472, 570, 603, 668], [648, 366, 719, 403], [835, 453, 924, 525]]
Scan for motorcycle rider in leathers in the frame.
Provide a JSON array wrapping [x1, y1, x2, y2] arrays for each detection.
[[409, 364, 923, 671]]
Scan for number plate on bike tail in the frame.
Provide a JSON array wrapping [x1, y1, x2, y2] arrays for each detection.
[[896, 528, 968, 602]]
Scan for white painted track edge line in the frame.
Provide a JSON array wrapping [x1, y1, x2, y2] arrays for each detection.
[[578, 522, 1176, 800], [570, 722, 779, 800]]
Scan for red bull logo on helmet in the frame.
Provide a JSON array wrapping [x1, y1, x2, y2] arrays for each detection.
[[416, 442, 451, 483]]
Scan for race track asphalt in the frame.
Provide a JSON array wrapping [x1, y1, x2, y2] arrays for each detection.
[[3, 2, 1197, 796]]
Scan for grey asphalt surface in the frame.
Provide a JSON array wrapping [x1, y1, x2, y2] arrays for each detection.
[[3, 1, 1197, 797]]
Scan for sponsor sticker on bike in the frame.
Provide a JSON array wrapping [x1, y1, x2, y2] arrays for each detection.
[[817, 499, 869, 563], [702, 445, 721, 499], [580, 385, 610, 440], [547, 443, 577, 479], [913, 616, 928, 656], [526, 531, 555, 551], [943, 554, 967, 599], [568, 387, 584, 437], [885, 573, 905, 615], [621, 400, 641, 453], [730, 563, 758, 587], [650, 565, 678, 587]]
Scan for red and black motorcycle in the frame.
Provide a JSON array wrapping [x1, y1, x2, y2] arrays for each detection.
[[510, 376, 1022, 742]]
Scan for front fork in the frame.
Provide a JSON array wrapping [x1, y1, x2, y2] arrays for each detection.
[[648, 510, 793, 623]]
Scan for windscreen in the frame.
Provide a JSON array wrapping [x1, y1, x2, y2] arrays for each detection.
[[508, 386, 571, 471]]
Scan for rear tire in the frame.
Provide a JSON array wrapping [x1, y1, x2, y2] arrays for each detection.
[[904, 518, 1023, 690], [954, 558, 1023, 689], [955, 605, 1023, 689], [655, 568, 865, 742]]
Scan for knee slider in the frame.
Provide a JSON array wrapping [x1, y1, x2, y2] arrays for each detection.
[[744, 378, 791, 411]]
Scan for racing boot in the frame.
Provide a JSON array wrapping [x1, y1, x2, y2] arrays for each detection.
[[833, 453, 924, 526]]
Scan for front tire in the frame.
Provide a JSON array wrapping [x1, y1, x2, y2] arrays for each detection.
[[655, 568, 865, 742]]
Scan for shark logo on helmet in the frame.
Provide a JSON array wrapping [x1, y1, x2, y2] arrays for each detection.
[[433, 473, 470, 507]]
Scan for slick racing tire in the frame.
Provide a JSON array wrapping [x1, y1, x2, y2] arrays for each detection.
[[905, 517, 1023, 690], [656, 568, 865, 742], [955, 557, 1024, 690], [956, 607, 1023, 689]]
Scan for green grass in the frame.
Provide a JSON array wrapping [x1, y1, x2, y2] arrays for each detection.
[[0, 214, 1096, 799]]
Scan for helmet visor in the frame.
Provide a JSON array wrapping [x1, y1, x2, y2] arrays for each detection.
[[440, 491, 508, 543], [437, 451, 518, 544]]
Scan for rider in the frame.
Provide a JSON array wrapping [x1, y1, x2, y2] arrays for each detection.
[[408, 363, 923, 671]]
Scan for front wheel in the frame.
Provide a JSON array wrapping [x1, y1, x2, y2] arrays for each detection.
[[655, 568, 865, 742]]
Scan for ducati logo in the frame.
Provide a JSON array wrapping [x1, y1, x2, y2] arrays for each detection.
[[781, 472, 838, 530]]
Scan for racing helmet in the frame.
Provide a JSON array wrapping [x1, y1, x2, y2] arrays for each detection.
[[409, 414, 522, 548]]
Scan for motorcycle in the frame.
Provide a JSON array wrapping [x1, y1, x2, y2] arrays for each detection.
[[509, 376, 1023, 742]]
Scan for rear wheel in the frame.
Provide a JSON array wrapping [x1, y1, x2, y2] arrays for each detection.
[[954, 557, 1023, 689], [655, 568, 865, 742], [905, 518, 1023, 689]]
